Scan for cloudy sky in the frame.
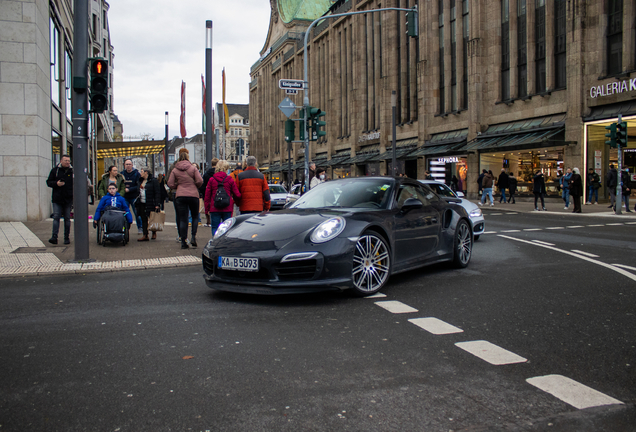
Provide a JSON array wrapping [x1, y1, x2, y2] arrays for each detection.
[[108, 0, 271, 141]]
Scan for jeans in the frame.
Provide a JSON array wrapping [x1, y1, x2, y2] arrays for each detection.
[[562, 189, 570, 207], [175, 196, 199, 241], [51, 202, 72, 240], [609, 188, 616, 206], [210, 211, 232, 236], [534, 193, 545, 209], [587, 186, 598, 203], [126, 197, 143, 231], [499, 187, 507, 203], [623, 193, 630, 210], [480, 188, 494, 204]]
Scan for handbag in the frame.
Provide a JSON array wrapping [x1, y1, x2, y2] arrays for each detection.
[[199, 198, 206, 213], [148, 210, 165, 232]]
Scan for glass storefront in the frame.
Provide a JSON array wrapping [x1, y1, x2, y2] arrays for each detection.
[[427, 156, 468, 193], [332, 165, 351, 180]]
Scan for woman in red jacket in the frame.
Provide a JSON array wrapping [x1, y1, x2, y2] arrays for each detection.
[[204, 160, 241, 235], [167, 150, 203, 249]]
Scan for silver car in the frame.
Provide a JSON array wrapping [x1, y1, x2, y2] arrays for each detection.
[[268, 184, 289, 210], [419, 180, 485, 240]]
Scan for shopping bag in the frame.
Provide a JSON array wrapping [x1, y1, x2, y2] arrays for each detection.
[[148, 210, 165, 232], [199, 198, 206, 213]]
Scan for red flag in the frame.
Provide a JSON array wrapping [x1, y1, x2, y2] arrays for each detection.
[[180, 81, 186, 138]]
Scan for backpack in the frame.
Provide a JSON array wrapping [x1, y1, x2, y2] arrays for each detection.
[[213, 177, 231, 209]]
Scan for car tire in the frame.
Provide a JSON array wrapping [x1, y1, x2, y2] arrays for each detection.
[[473, 235, 480, 241], [351, 231, 391, 296], [452, 219, 472, 268]]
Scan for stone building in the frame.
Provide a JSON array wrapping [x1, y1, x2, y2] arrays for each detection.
[[0, 0, 115, 221], [215, 103, 250, 166], [250, 0, 636, 200]]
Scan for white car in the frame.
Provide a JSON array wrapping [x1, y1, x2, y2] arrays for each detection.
[[268, 184, 289, 210], [285, 183, 302, 207], [419, 179, 485, 240]]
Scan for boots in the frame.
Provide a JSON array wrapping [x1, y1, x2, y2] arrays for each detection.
[[151, 232, 157, 240], [190, 237, 197, 248], [138, 235, 149, 242]]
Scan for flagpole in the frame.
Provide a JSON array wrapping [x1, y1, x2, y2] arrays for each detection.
[[205, 21, 213, 161]]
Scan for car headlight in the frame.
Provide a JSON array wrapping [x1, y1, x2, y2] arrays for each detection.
[[469, 208, 482, 218], [310, 217, 346, 243], [213, 217, 235, 240]]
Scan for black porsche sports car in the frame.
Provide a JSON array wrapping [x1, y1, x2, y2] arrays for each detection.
[[202, 176, 473, 296]]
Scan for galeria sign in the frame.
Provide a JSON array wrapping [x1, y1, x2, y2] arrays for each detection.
[[590, 78, 636, 98]]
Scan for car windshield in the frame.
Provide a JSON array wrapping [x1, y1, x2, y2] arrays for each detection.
[[291, 178, 394, 210], [427, 182, 457, 198], [269, 185, 287, 194]]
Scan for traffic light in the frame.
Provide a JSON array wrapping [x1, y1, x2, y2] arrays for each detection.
[[89, 58, 108, 113], [406, 9, 418, 38], [285, 119, 295, 143], [616, 121, 628, 147], [605, 123, 617, 148], [308, 106, 326, 141]]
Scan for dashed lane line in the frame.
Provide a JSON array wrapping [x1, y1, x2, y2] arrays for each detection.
[[571, 250, 600, 258], [566, 225, 585, 228], [532, 240, 555, 246], [606, 223, 625, 226], [500, 229, 521, 233], [527, 375, 623, 409], [455, 340, 527, 365], [546, 227, 565, 230], [483, 231, 498, 235], [408, 317, 464, 335], [587, 224, 605, 227], [523, 228, 543, 231], [627, 221, 636, 224], [374, 300, 418, 314], [499, 235, 636, 282]]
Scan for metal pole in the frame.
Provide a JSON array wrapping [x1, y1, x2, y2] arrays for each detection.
[[288, 142, 292, 190], [164, 112, 169, 174], [205, 21, 213, 161], [391, 91, 397, 177], [616, 114, 623, 214], [72, 0, 89, 261]]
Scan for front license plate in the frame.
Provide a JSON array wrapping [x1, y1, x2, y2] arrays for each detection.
[[218, 256, 259, 272]]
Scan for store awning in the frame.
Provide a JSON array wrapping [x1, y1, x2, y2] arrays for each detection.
[[584, 100, 636, 122], [97, 140, 167, 158], [461, 127, 565, 152], [381, 146, 418, 159], [409, 142, 467, 157], [350, 151, 380, 164]]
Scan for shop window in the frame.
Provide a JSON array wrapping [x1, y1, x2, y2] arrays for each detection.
[[554, 0, 567, 89], [607, 0, 623, 76], [50, 18, 61, 108], [52, 131, 62, 167], [517, 0, 527, 98], [501, 0, 510, 100], [535, 0, 546, 93]]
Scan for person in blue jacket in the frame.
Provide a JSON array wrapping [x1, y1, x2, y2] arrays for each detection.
[[93, 184, 133, 228]]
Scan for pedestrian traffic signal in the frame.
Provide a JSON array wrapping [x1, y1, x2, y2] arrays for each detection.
[[406, 9, 418, 38], [308, 106, 326, 141], [285, 119, 295, 143], [89, 58, 108, 113], [616, 121, 628, 147], [605, 123, 617, 148]]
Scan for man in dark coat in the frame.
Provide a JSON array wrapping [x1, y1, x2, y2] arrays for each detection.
[[569, 168, 583, 213], [497, 168, 510, 203], [606, 164, 618, 209], [533, 171, 546, 211], [620, 166, 633, 213], [122, 158, 143, 234], [199, 158, 218, 226], [46, 155, 73, 244]]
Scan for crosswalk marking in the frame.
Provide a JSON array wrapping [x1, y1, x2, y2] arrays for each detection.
[[455, 340, 527, 365], [374, 300, 418, 314], [571, 250, 599, 258], [526, 375, 623, 409], [408, 317, 463, 335]]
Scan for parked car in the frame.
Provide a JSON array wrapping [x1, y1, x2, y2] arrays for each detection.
[[268, 184, 289, 210], [418, 179, 484, 240], [203, 177, 474, 296]]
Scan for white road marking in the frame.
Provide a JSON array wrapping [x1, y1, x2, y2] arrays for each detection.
[[366, 292, 387, 298], [606, 223, 625, 226], [532, 240, 555, 246], [526, 375, 623, 409], [566, 226, 585, 228], [506, 212, 519, 215], [571, 250, 599, 258], [546, 227, 565, 230], [374, 301, 418, 314], [626, 222, 636, 225], [501, 230, 521, 233], [613, 264, 636, 272], [587, 224, 605, 227], [499, 235, 636, 282], [489, 213, 502, 215], [409, 317, 463, 335], [484, 231, 498, 234], [523, 228, 543, 231], [455, 340, 527, 365]]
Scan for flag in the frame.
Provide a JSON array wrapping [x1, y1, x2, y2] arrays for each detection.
[[222, 68, 229, 134], [180, 81, 186, 138], [201, 74, 206, 133]]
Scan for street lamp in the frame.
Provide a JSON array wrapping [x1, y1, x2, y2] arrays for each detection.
[[205, 21, 213, 161], [164, 111, 169, 174], [391, 90, 397, 177]]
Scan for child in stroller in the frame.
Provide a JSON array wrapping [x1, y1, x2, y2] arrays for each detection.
[[94, 184, 134, 245]]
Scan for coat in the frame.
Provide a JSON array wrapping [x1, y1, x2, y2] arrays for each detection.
[[482, 173, 494, 188], [94, 192, 133, 223], [606, 168, 618, 189], [46, 164, 73, 204], [497, 172, 510, 188], [620, 170, 632, 194], [97, 173, 126, 199], [237, 166, 271, 212], [569, 173, 583, 196], [138, 175, 162, 212], [167, 160, 204, 199], [508, 176, 518, 194], [122, 168, 141, 202], [204, 171, 241, 213], [200, 167, 216, 198], [533, 173, 546, 194]]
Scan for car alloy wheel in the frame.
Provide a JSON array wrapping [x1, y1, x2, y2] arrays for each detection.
[[352, 232, 390, 295], [453, 220, 472, 268]]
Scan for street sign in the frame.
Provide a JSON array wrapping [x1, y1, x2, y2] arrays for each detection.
[[285, 89, 298, 95], [279, 79, 305, 90], [278, 97, 297, 118]]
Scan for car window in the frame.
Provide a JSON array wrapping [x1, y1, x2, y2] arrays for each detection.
[[292, 178, 393, 209], [429, 183, 457, 198], [269, 185, 287, 194], [397, 184, 434, 207]]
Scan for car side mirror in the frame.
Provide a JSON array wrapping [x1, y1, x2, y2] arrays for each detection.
[[400, 197, 423, 212]]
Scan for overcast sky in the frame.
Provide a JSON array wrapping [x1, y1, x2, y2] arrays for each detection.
[[108, 0, 271, 141]]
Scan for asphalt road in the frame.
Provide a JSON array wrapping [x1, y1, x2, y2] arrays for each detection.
[[1, 211, 635, 431]]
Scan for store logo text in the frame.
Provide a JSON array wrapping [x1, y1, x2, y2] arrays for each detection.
[[590, 78, 636, 98]]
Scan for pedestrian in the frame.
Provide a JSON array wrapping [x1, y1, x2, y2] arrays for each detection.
[[204, 160, 241, 235], [569, 167, 583, 213], [476, 170, 485, 195], [93, 183, 133, 228], [560, 168, 572, 209], [156, 174, 168, 210], [497, 168, 509, 203], [310, 167, 326, 189], [620, 165, 632, 213], [606, 164, 618, 209], [533, 170, 546, 211], [585, 168, 601, 205], [167, 149, 204, 249], [200, 158, 219, 227], [479, 169, 494, 206], [238, 156, 271, 214], [308, 162, 317, 189], [122, 158, 143, 234], [450, 175, 459, 192], [46, 154, 73, 245], [135, 167, 162, 241], [508, 171, 517, 204], [97, 165, 125, 199]]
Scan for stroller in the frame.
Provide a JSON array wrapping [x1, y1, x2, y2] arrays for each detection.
[[96, 207, 130, 246]]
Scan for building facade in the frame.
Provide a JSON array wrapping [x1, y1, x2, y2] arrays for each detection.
[[214, 103, 250, 166], [0, 0, 115, 221], [250, 0, 636, 199]]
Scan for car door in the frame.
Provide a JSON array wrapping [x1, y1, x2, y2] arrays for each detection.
[[393, 183, 441, 268]]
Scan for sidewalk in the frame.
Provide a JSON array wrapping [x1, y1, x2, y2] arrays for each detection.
[[470, 196, 636, 217], [0, 203, 213, 278]]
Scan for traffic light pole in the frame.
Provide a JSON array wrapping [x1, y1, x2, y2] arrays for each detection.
[[616, 115, 623, 214], [205, 21, 213, 161], [302, 6, 417, 192], [71, 0, 90, 261]]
